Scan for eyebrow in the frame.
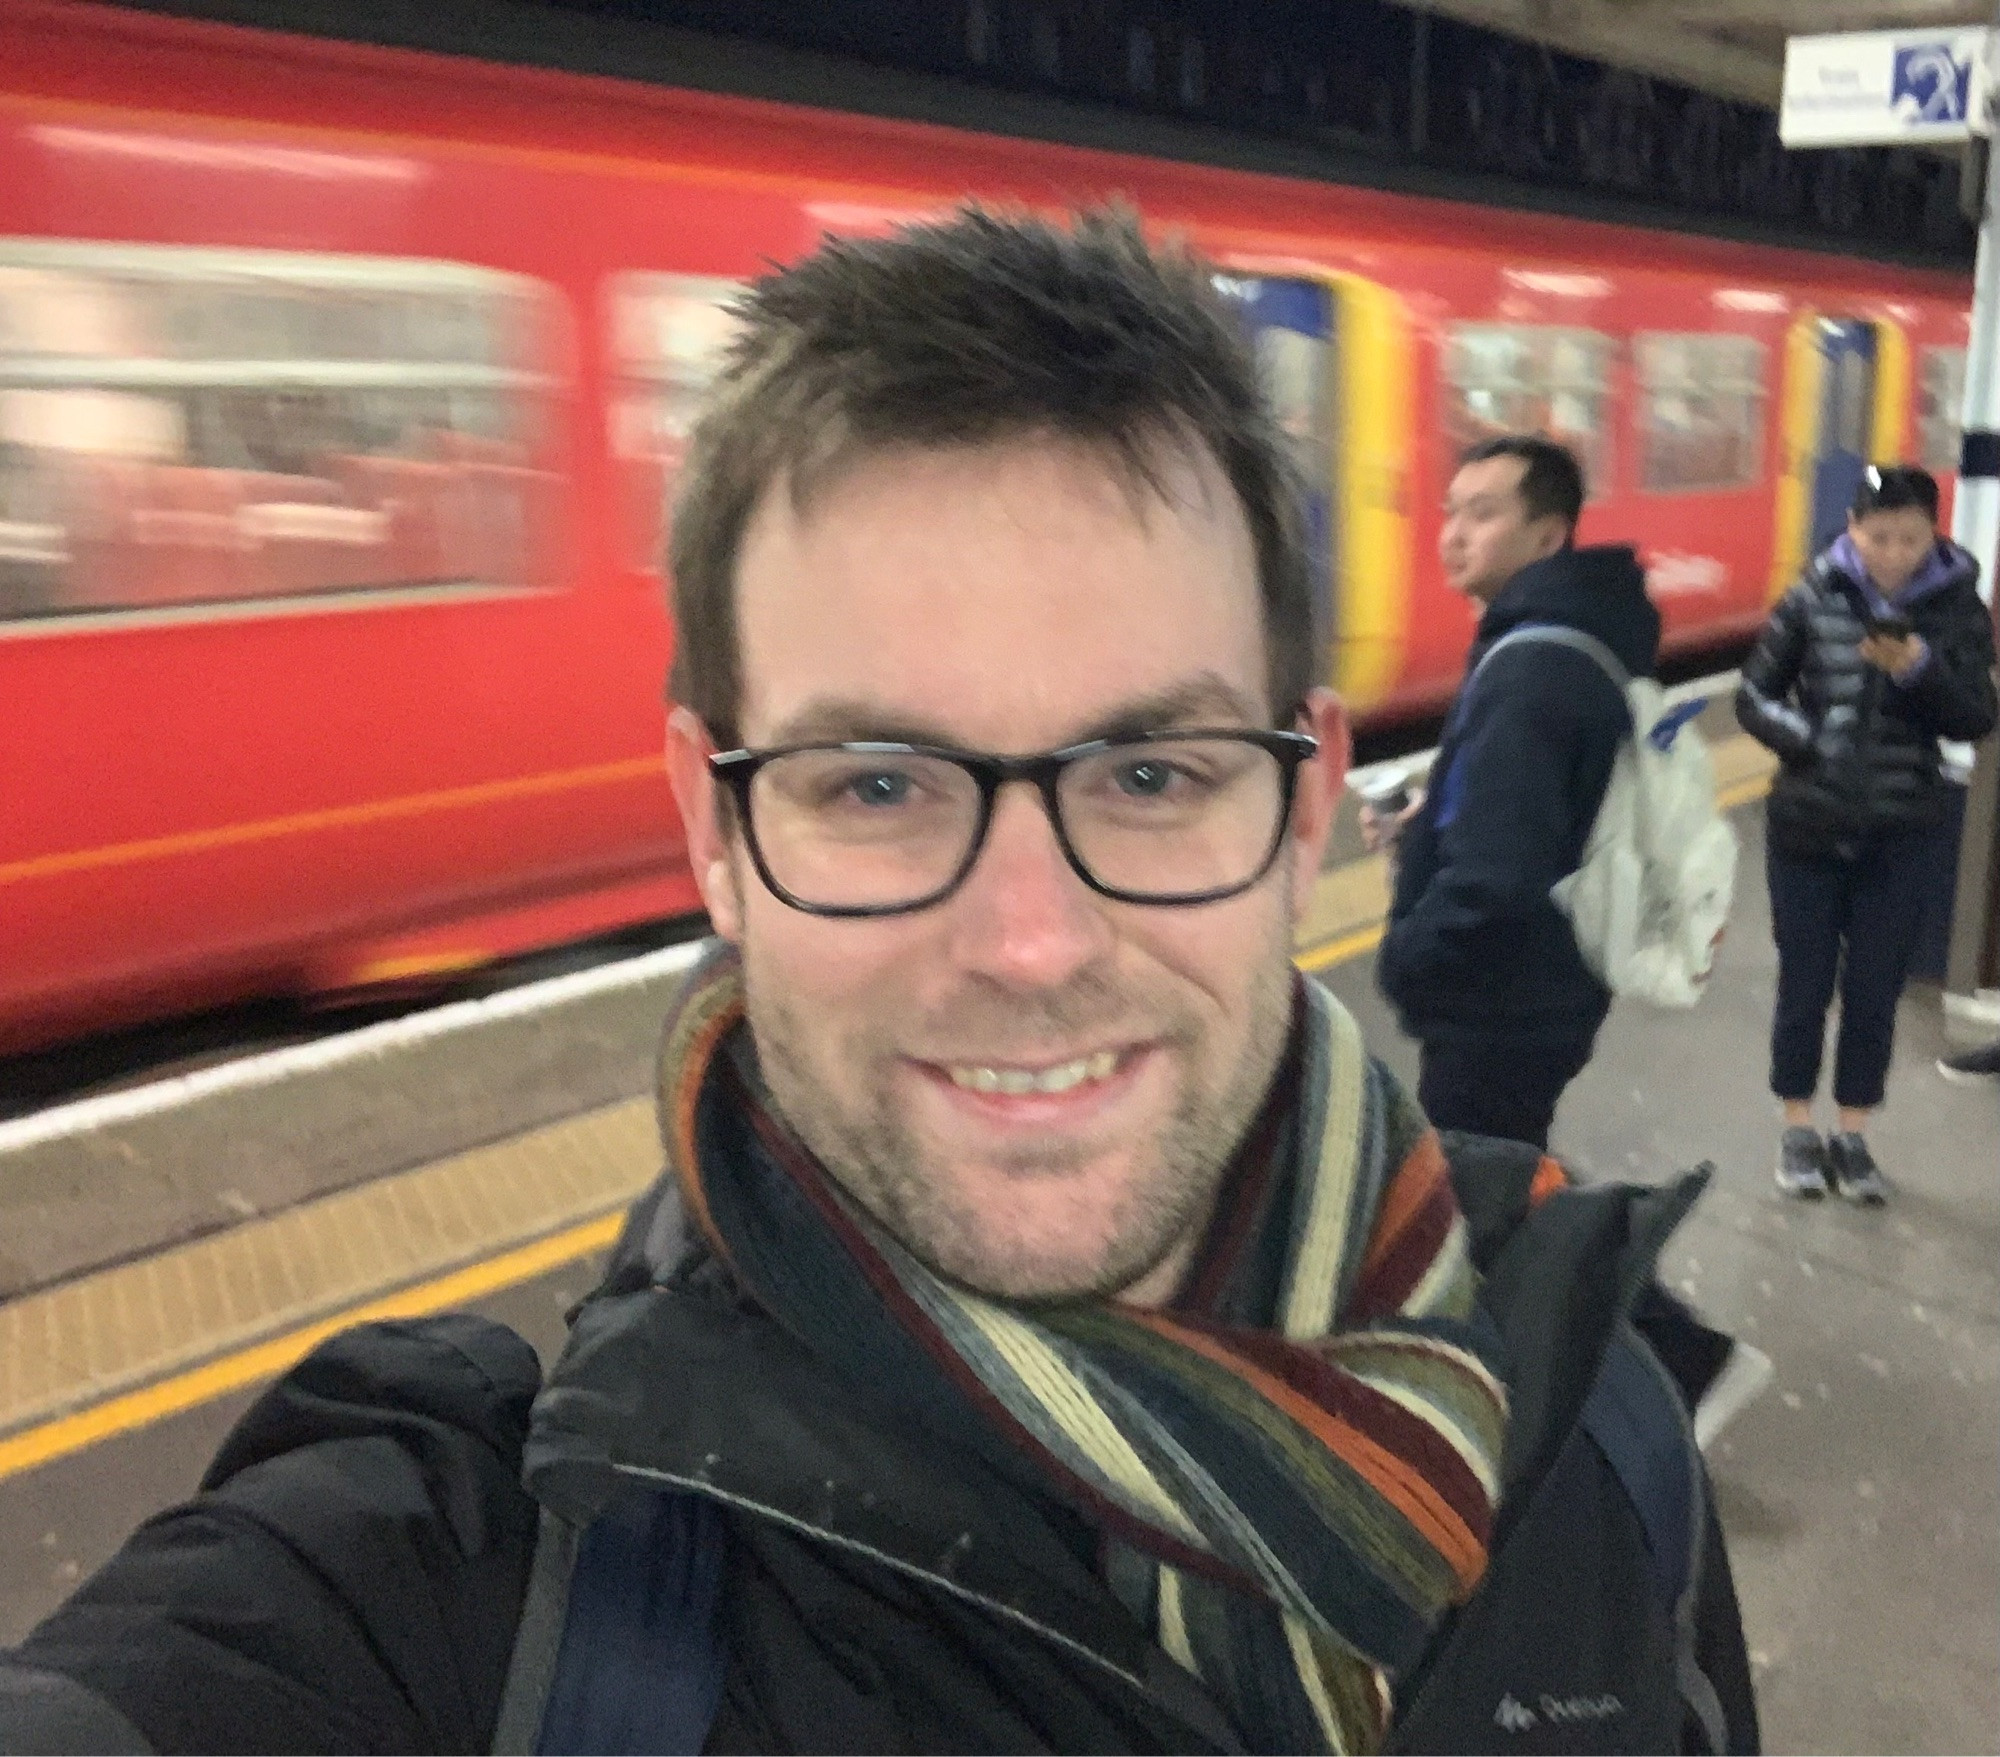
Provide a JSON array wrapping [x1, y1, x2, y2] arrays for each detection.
[[754, 671, 1269, 751]]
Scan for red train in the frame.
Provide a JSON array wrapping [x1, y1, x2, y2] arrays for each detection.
[[0, 0, 1973, 1055]]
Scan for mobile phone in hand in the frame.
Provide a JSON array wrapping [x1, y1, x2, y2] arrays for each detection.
[[1863, 609, 1914, 641]]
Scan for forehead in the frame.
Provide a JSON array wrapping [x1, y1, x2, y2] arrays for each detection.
[[1855, 504, 1933, 535], [1447, 455, 1528, 507], [730, 437, 1268, 749]]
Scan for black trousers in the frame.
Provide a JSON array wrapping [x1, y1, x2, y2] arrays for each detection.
[[1767, 827, 1945, 1110], [1416, 1023, 1600, 1153]]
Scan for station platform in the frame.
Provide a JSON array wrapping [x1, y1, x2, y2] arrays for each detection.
[[0, 722, 1993, 1755]]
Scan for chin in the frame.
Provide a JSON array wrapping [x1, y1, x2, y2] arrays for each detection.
[[908, 1158, 1121, 1292]]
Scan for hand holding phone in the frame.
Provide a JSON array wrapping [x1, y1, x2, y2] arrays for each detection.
[[1858, 615, 1926, 679]]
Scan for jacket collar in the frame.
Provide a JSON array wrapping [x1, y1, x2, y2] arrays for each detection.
[[524, 1247, 1167, 1685], [1822, 533, 1978, 609]]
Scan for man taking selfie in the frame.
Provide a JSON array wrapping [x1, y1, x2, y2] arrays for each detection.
[[0, 210, 1755, 1755]]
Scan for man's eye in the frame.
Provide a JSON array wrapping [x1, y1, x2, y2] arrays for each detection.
[[846, 772, 912, 807], [1113, 761, 1182, 798]]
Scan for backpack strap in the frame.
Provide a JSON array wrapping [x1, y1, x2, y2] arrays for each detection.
[[492, 1508, 583, 1755], [1581, 1325, 1731, 1755], [1433, 625, 1634, 832], [1476, 623, 1632, 697], [511, 1489, 729, 1757]]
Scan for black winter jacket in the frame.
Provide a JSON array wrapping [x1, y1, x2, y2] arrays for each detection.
[[1737, 539, 1997, 862], [1380, 546, 1661, 1042], [0, 1141, 1758, 1756]]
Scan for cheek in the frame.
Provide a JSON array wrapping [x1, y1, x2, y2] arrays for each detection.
[[1136, 886, 1292, 1018], [740, 898, 938, 1046]]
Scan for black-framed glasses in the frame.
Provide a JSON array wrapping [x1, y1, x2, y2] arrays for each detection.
[[708, 728, 1318, 918]]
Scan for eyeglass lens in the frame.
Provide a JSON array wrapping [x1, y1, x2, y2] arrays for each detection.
[[745, 736, 1288, 911]]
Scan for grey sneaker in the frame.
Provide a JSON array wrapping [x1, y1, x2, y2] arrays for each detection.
[[1775, 1127, 1829, 1199], [1938, 1040, 2000, 1085], [1829, 1133, 1889, 1206]]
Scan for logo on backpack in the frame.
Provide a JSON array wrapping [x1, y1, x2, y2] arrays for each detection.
[[1493, 1691, 1627, 1735], [1470, 627, 1738, 1009], [1494, 1694, 1540, 1733]]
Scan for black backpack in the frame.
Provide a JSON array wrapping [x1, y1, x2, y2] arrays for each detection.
[[1387, 1135, 1758, 1754]]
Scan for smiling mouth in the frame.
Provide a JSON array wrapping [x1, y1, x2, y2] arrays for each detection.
[[942, 1050, 1122, 1096]]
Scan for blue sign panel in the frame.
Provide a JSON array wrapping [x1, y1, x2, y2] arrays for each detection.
[[1892, 40, 1973, 125]]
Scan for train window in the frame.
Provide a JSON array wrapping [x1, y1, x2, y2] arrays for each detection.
[[607, 273, 746, 576], [1444, 324, 1612, 498], [1254, 324, 1335, 489], [1918, 345, 1967, 477], [1635, 333, 1768, 495], [0, 240, 561, 622], [1835, 346, 1871, 456]]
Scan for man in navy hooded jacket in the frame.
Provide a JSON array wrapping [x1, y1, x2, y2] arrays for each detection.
[[1374, 436, 1660, 1149]]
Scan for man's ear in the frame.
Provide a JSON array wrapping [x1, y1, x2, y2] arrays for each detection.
[[665, 705, 744, 942], [1287, 687, 1350, 928]]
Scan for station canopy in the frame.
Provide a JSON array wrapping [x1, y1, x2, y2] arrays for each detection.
[[1396, 0, 1991, 109]]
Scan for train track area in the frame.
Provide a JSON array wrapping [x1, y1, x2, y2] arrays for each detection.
[[0, 918, 710, 1126]]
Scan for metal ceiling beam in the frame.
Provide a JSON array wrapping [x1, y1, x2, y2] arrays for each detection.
[[1635, 0, 1987, 25], [1396, 0, 1783, 105]]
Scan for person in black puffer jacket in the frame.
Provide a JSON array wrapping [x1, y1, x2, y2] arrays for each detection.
[[1737, 464, 1997, 1205]]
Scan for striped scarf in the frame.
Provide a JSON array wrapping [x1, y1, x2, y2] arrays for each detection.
[[657, 943, 1508, 1753]]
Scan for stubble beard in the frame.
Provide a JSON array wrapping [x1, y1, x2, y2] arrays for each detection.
[[742, 915, 1297, 1303]]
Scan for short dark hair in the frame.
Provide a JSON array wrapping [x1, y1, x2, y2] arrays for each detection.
[[1852, 463, 1940, 522], [666, 206, 1312, 749], [1457, 435, 1585, 536]]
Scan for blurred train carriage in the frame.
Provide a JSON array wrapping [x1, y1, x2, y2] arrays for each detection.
[[0, 0, 1973, 1054]]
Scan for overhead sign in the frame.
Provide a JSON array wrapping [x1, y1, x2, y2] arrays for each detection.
[[1780, 28, 1992, 148]]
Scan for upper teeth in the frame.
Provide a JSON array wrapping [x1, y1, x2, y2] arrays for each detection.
[[947, 1051, 1119, 1095]]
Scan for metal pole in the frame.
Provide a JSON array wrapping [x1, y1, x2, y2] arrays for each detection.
[[1944, 3, 2000, 1020], [1949, 45, 2000, 596]]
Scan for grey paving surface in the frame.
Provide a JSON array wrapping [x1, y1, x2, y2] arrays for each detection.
[[0, 801, 1992, 1753]]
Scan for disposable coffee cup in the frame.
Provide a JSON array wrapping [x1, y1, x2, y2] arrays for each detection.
[[1355, 772, 1412, 818]]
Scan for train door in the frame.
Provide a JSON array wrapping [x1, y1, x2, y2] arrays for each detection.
[[1214, 274, 1338, 661], [1208, 271, 1416, 712], [1773, 314, 1902, 593], [1810, 319, 1878, 554]]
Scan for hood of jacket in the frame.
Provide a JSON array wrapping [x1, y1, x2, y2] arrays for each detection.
[[1478, 544, 1662, 680], [1823, 532, 1979, 610]]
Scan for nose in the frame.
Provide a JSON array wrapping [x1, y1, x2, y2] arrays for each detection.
[[945, 780, 1113, 989]]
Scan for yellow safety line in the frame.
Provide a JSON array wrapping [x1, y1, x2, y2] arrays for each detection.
[[0, 772, 1776, 1481], [0, 756, 661, 887], [0, 1212, 623, 1484], [1295, 923, 1386, 974]]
